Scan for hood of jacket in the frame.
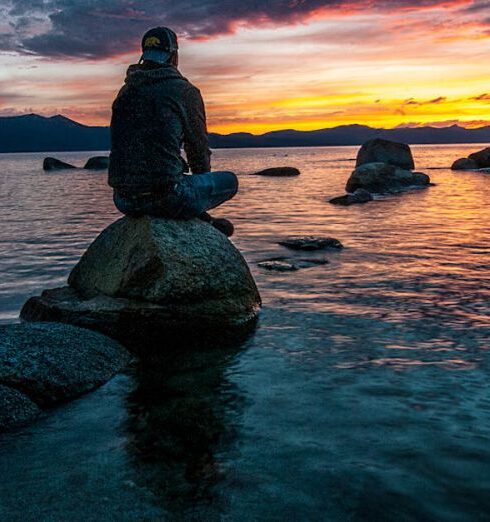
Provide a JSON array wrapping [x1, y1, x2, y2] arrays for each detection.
[[124, 63, 189, 86]]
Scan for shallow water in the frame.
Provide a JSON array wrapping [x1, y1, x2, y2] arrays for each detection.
[[0, 146, 489, 520]]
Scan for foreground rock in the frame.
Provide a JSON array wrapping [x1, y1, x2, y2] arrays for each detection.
[[452, 147, 490, 170], [0, 385, 40, 431], [84, 156, 110, 170], [43, 157, 77, 171], [0, 322, 130, 410], [252, 167, 300, 177], [356, 138, 415, 170], [346, 163, 430, 194], [278, 236, 343, 251], [22, 217, 261, 340], [329, 188, 373, 206]]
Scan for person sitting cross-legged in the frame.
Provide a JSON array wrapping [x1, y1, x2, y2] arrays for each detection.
[[108, 26, 237, 237]]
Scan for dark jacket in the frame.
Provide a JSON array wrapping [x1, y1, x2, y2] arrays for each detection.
[[108, 64, 211, 192]]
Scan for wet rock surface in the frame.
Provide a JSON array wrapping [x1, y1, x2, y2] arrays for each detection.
[[0, 322, 130, 409], [356, 138, 415, 170], [278, 236, 343, 251], [329, 188, 373, 206], [252, 167, 300, 177], [0, 384, 40, 432], [22, 217, 261, 339], [346, 162, 430, 194], [84, 156, 110, 170], [43, 157, 77, 171]]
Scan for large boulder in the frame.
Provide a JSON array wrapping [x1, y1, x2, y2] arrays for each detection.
[[451, 157, 479, 171], [0, 385, 40, 432], [84, 156, 109, 170], [22, 217, 261, 340], [43, 157, 77, 171], [0, 322, 130, 408], [346, 162, 430, 194], [468, 147, 490, 168], [356, 138, 415, 170], [252, 167, 300, 177]]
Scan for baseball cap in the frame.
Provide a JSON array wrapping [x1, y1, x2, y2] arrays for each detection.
[[140, 27, 178, 64]]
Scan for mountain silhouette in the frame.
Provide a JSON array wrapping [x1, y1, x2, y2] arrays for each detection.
[[0, 114, 489, 153]]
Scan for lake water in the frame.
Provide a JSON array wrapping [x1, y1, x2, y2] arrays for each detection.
[[0, 146, 489, 521]]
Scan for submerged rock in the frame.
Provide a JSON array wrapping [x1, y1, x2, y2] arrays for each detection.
[[329, 188, 373, 206], [22, 217, 261, 339], [278, 236, 343, 251], [356, 138, 415, 170], [258, 260, 298, 271], [0, 322, 130, 408], [43, 157, 77, 171], [346, 163, 430, 194], [451, 158, 478, 171], [0, 385, 40, 432], [252, 167, 300, 177], [84, 156, 110, 170]]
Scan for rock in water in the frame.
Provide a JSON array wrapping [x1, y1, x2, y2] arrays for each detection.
[[329, 188, 373, 206], [252, 167, 300, 177], [84, 156, 110, 170], [451, 158, 479, 171], [356, 138, 415, 170], [0, 322, 130, 408], [258, 260, 298, 271], [346, 163, 430, 194], [22, 217, 261, 339], [278, 236, 343, 251], [468, 147, 490, 168], [0, 385, 40, 432], [43, 157, 77, 171]]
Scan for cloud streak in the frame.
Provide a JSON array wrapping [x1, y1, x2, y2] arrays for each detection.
[[2, 0, 484, 59]]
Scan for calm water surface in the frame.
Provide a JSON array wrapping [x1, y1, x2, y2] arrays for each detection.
[[0, 146, 489, 520]]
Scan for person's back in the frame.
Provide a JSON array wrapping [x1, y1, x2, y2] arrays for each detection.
[[108, 27, 237, 236]]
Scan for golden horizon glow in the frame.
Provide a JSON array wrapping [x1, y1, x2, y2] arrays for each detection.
[[2, 4, 490, 134]]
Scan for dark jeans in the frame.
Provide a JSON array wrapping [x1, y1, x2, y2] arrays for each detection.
[[113, 171, 238, 219]]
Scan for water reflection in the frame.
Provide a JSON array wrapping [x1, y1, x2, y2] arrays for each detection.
[[124, 332, 253, 517]]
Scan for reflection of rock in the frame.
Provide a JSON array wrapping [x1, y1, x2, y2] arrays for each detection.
[[356, 138, 415, 170], [329, 188, 373, 206], [346, 163, 430, 194], [0, 322, 130, 408], [126, 336, 248, 515], [0, 385, 40, 432], [22, 217, 261, 341], [452, 147, 490, 170], [43, 157, 77, 171], [84, 156, 109, 170], [252, 167, 300, 177], [278, 236, 343, 251]]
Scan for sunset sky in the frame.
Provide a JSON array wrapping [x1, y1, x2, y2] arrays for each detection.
[[1, 0, 490, 134]]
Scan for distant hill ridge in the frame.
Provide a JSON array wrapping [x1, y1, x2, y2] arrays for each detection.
[[1, 113, 489, 153]]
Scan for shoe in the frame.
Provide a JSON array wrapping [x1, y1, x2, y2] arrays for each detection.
[[199, 212, 234, 237]]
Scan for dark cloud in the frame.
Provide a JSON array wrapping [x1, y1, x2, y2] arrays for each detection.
[[403, 96, 447, 105], [472, 92, 490, 100], [2, 0, 485, 59]]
